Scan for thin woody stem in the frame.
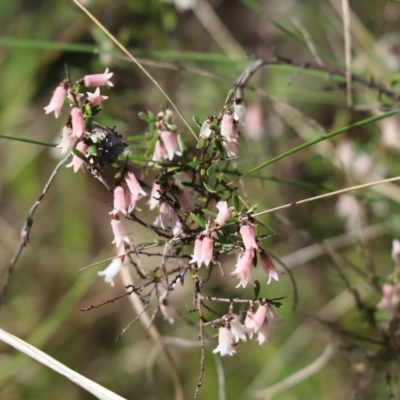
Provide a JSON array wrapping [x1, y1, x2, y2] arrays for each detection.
[[235, 56, 400, 102], [0, 154, 71, 310]]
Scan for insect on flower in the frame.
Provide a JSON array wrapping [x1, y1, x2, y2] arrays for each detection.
[[87, 122, 128, 169]]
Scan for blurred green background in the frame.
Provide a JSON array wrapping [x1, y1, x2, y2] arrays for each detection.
[[1, 0, 400, 399]]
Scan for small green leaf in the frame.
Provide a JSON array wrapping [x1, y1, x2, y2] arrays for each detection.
[[213, 138, 224, 154], [177, 134, 187, 153], [207, 162, 219, 176], [252, 253, 258, 268], [253, 280, 261, 298], [87, 144, 98, 156], [196, 138, 206, 149], [167, 123, 177, 131], [225, 89, 235, 104], [191, 212, 206, 228], [204, 264, 214, 282], [187, 160, 203, 168], [232, 194, 240, 212], [138, 111, 149, 122], [203, 182, 217, 193], [193, 115, 202, 127], [114, 171, 123, 180], [201, 209, 217, 217], [270, 301, 282, 308], [247, 204, 258, 213]]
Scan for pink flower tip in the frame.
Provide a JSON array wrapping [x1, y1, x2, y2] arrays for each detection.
[[44, 83, 67, 118], [83, 68, 114, 88], [260, 252, 279, 284]]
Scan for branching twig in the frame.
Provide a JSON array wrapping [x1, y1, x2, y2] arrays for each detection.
[[0, 154, 71, 309], [235, 56, 400, 103]]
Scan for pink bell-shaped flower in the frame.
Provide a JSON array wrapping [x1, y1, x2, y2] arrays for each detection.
[[200, 237, 214, 267], [213, 327, 236, 356], [189, 237, 203, 268], [109, 186, 127, 216], [260, 252, 279, 284], [44, 82, 67, 118], [220, 113, 238, 143], [240, 223, 258, 251], [110, 218, 131, 247], [97, 245, 126, 287], [233, 98, 246, 125], [160, 130, 180, 160], [86, 87, 109, 107], [215, 200, 234, 225], [230, 316, 247, 343], [56, 126, 75, 154], [124, 172, 147, 203], [71, 107, 85, 138], [83, 68, 114, 88], [66, 141, 88, 173], [230, 250, 254, 289]]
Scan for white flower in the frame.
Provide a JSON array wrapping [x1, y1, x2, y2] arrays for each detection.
[[230, 317, 247, 343], [213, 327, 236, 356], [98, 257, 123, 287]]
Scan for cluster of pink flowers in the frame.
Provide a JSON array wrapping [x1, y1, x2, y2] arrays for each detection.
[[44, 73, 284, 357], [152, 109, 181, 162], [188, 207, 280, 288], [213, 303, 283, 356], [44, 69, 114, 172]]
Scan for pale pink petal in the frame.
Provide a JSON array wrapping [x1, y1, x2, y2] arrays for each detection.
[[156, 201, 170, 229], [66, 141, 88, 173], [111, 219, 131, 247], [252, 305, 268, 333], [98, 257, 123, 287], [215, 201, 234, 225], [86, 87, 108, 107], [109, 186, 127, 216], [199, 117, 214, 139], [213, 327, 236, 356], [152, 140, 166, 162], [56, 126, 75, 154], [160, 130, 180, 160], [240, 224, 258, 251], [44, 84, 67, 118], [201, 237, 214, 267], [245, 307, 257, 338], [233, 98, 246, 125], [71, 107, 85, 138], [190, 237, 203, 268], [230, 250, 254, 288], [83, 68, 114, 88], [230, 317, 247, 343], [223, 141, 238, 157], [260, 252, 279, 284], [220, 113, 237, 143], [124, 172, 147, 201]]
